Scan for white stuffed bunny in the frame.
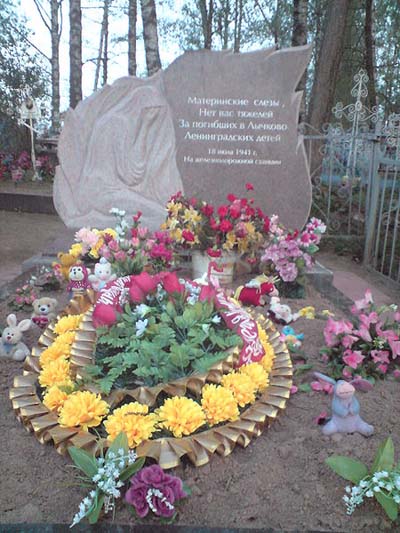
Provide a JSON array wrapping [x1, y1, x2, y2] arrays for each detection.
[[0, 314, 32, 361]]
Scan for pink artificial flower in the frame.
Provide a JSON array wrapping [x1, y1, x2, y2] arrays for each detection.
[[114, 250, 127, 262], [99, 245, 111, 260], [133, 210, 142, 222], [108, 239, 119, 252], [245, 182, 254, 191], [342, 367, 353, 379], [313, 411, 328, 425], [371, 350, 390, 364], [394, 311, 400, 322], [393, 369, 400, 379], [377, 364, 388, 374], [359, 312, 379, 328], [131, 237, 140, 248], [311, 380, 333, 394], [351, 289, 374, 314], [389, 338, 400, 359], [342, 335, 359, 348], [290, 385, 298, 395], [320, 353, 329, 363], [354, 326, 372, 343], [343, 350, 365, 369]]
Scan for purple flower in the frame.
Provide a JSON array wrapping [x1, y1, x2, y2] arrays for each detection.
[[125, 465, 187, 518]]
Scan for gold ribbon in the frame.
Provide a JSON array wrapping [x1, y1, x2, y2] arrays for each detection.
[[10, 291, 293, 469]]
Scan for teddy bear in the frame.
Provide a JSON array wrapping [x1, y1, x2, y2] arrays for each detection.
[[31, 297, 58, 329], [67, 264, 91, 296], [88, 257, 116, 291], [53, 252, 77, 281], [0, 314, 32, 361], [234, 274, 278, 307]]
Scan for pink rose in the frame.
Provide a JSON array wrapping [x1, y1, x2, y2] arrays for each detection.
[[160, 272, 183, 294]]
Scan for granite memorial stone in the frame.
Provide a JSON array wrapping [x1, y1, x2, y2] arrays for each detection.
[[54, 46, 312, 230]]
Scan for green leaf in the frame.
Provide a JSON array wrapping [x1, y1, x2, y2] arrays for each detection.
[[182, 482, 192, 496], [375, 491, 398, 521], [371, 437, 394, 474], [294, 363, 313, 376], [68, 447, 98, 478], [325, 456, 368, 483], [107, 432, 129, 458], [87, 493, 105, 524], [119, 457, 146, 482], [298, 383, 312, 393]]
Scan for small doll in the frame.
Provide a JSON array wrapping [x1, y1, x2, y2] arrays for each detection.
[[67, 264, 91, 296]]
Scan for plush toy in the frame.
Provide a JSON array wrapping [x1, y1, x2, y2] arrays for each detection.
[[88, 258, 116, 291], [235, 274, 278, 306], [314, 372, 374, 437], [31, 297, 58, 329], [280, 325, 304, 349], [53, 252, 77, 281], [0, 314, 32, 361], [268, 296, 299, 325], [67, 264, 91, 295]]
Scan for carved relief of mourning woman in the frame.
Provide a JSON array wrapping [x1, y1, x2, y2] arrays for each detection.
[[54, 74, 183, 230]]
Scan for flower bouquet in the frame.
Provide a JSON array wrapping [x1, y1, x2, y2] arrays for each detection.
[[162, 184, 272, 282], [321, 290, 400, 380], [261, 216, 326, 297]]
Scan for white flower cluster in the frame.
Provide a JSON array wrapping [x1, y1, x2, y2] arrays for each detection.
[[184, 281, 201, 305], [135, 318, 148, 338], [343, 470, 400, 515], [109, 207, 129, 241], [70, 448, 137, 528], [146, 487, 175, 515]]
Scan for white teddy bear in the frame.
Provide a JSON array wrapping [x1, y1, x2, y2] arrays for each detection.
[[0, 314, 32, 361], [88, 257, 116, 291]]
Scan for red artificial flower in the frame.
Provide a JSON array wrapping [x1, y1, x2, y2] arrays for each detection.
[[227, 193, 237, 202], [133, 211, 142, 222], [210, 217, 219, 230], [240, 198, 248, 208], [219, 219, 233, 233], [263, 216, 270, 233], [131, 228, 138, 238], [201, 204, 214, 217], [217, 205, 229, 218], [256, 207, 264, 218], [285, 229, 299, 241], [170, 191, 183, 202], [245, 206, 255, 218], [129, 272, 160, 303], [206, 247, 222, 258], [245, 182, 254, 191], [189, 197, 198, 207], [229, 203, 241, 219], [182, 229, 195, 242], [199, 284, 217, 302], [160, 271, 183, 294]]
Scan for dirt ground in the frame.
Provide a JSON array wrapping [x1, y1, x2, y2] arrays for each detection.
[[1, 277, 399, 531]]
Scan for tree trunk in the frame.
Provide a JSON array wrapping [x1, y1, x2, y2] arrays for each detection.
[[128, 0, 137, 75], [103, 0, 110, 86], [233, 0, 243, 52], [69, 0, 82, 108], [308, 0, 351, 130], [94, 0, 107, 92], [292, 0, 308, 123], [198, 0, 213, 49], [364, 0, 377, 110], [140, 0, 161, 76], [50, 0, 61, 132]]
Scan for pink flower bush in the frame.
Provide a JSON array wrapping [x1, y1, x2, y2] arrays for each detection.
[[261, 216, 326, 284], [125, 465, 187, 518], [321, 290, 400, 379]]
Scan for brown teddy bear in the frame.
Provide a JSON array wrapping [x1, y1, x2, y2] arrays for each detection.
[[31, 297, 58, 329], [53, 252, 77, 281]]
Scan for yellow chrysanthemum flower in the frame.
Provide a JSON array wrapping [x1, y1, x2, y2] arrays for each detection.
[[43, 385, 70, 413], [156, 397, 206, 438], [55, 331, 76, 346], [201, 384, 239, 426], [40, 341, 72, 367], [58, 391, 109, 431], [53, 314, 83, 335], [104, 402, 158, 448], [298, 306, 316, 320], [257, 323, 275, 373], [38, 357, 73, 389], [69, 242, 83, 258], [240, 362, 269, 392], [221, 372, 256, 407]]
